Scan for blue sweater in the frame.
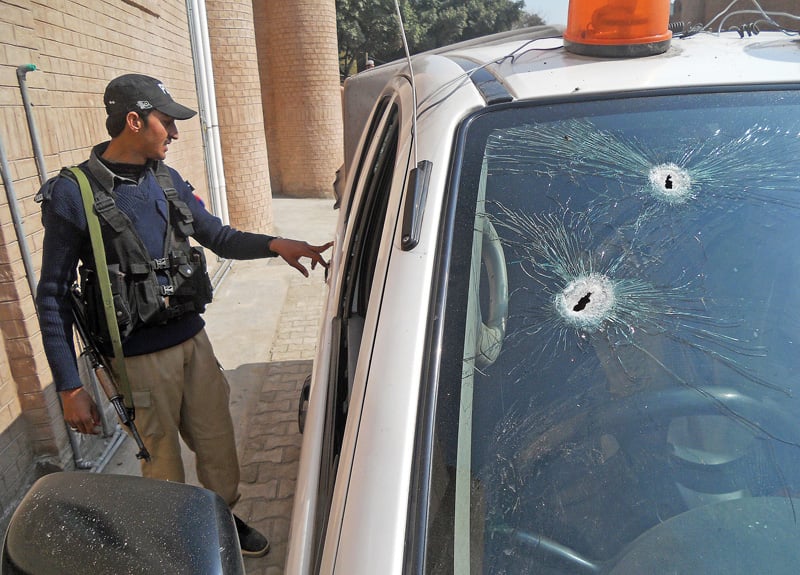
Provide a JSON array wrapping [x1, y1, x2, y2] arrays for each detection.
[[36, 142, 277, 392]]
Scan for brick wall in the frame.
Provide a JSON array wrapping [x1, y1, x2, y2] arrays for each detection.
[[0, 0, 208, 525]]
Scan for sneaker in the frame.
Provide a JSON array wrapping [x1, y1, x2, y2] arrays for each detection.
[[233, 514, 270, 557]]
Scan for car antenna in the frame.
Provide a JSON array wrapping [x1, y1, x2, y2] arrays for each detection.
[[394, 0, 418, 165], [394, 0, 433, 252]]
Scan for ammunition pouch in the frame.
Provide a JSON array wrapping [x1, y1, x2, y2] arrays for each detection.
[[80, 246, 213, 351]]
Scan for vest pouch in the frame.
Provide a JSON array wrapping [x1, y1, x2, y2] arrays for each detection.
[[132, 276, 167, 325], [79, 265, 134, 351], [159, 246, 213, 318], [108, 265, 134, 338], [189, 246, 214, 311]]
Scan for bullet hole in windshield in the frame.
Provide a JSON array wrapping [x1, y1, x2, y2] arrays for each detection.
[[648, 163, 692, 204], [572, 292, 592, 312], [558, 274, 614, 331]]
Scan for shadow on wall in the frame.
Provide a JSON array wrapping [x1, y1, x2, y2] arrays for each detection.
[[0, 416, 45, 537]]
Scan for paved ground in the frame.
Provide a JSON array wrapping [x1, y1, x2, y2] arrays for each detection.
[[102, 197, 338, 575]]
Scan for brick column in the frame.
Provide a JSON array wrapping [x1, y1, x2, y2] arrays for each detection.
[[254, 0, 343, 198], [205, 0, 273, 233]]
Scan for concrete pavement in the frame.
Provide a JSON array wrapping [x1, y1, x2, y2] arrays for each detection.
[[102, 197, 338, 575]]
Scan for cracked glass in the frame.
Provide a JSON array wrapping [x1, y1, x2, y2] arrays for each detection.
[[426, 89, 800, 574]]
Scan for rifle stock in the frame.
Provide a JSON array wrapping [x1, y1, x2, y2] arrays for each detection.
[[70, 284, 151, 462]]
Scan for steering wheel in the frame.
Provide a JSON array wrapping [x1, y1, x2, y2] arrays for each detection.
[[488, 385, 797, 573], [594, 385, 796, 448], [489, 524, 602, 573]]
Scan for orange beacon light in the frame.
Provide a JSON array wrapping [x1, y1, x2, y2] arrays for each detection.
[[564, 0, 672, 57]]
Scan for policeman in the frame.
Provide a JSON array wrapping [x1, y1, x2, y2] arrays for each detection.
[[35, 73, 332, 557]]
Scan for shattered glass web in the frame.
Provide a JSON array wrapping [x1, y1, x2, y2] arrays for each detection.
[[481, 115, 800, 399], [488, 203, 790, 402], [468, 106, 800, 567]]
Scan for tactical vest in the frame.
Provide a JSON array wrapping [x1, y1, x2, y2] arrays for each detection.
[[66, 162, 213, 350]]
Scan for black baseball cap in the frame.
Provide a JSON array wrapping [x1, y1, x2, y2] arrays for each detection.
[[104, 74, 196, 120]]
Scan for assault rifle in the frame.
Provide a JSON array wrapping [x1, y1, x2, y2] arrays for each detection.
[[69, 284, 151, 461]]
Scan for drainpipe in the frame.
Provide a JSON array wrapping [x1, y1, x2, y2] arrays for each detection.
[[12, 65, 43, 306], [186, 0, 230, 226], [16, 65, 48, 187], [0, 128, 38, 310]]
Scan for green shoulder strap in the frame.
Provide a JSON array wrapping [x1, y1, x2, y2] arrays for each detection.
[[69, 167, 135, 412]]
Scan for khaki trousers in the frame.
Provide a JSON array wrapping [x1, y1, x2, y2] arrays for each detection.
[[118, 328, 240, 506]]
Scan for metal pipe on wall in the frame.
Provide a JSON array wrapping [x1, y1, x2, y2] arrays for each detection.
[[0, 130, 39, 311], [187, 0, 230, 225], [16, 65, 48, 187]]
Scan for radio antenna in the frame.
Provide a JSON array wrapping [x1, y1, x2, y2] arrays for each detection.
[[394, 0, 419, 164]]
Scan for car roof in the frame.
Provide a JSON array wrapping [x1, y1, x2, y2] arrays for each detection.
[[342, 26, 799, 176], [455, 32, 799, 100]]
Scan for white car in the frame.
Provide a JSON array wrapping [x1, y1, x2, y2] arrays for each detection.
[[288, 3, 800, 575]]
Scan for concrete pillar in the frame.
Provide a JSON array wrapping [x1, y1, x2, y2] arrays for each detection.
[[205, 0, 273, 233], [254, 0, 343, 198]]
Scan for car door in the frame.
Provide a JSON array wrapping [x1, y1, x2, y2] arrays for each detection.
[[287, 76, 414, 575]]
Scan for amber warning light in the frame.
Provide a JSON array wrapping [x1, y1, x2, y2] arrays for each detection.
[[564, 0, 672, 57]]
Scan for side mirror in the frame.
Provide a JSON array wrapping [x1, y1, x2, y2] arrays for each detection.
[[2, 472, 244, 575]]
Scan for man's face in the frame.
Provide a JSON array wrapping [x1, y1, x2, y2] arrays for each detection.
[[140, 110, 178, 161]]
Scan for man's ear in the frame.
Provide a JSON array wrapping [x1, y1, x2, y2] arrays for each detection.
[[126, 111, 142, 133]]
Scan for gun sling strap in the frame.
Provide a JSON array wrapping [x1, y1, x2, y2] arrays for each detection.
[[70, 167, 135, 412]]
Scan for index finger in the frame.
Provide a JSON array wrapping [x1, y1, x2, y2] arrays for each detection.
[[313, 241, 334, 253]]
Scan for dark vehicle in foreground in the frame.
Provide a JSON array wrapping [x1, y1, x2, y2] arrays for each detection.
[[2, 473, 243, 574]]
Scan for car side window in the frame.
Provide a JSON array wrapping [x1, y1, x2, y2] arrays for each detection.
[[313, 99, 400, 570]]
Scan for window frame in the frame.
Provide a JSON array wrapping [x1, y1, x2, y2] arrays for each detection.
[[312, 88, 411, 572]]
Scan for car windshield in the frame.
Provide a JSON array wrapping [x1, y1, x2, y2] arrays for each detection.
[[427, 88, 800, 574]]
